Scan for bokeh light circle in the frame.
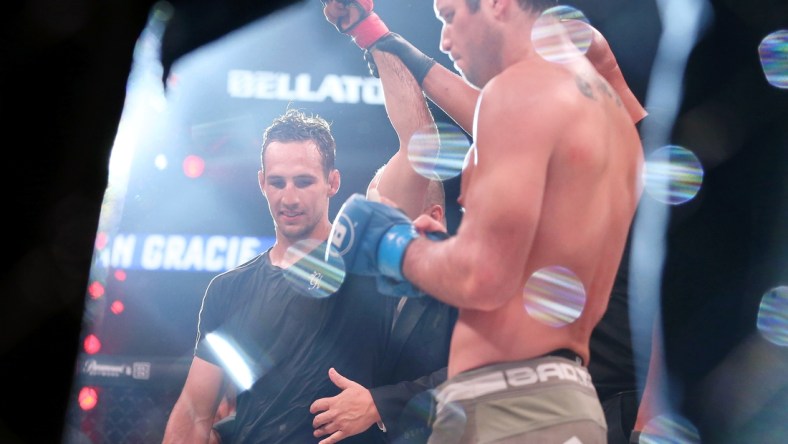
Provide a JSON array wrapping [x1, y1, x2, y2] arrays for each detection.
[[523, 265, 586, 327], [407, 122, 472, 181], [757, 286, 788, 347], [183, 154, 205, 178], [639, 414, 701, 443], [78, 386, 99, 411], [758, 29, 788, 89], [643, 145, 704, 205], [532, 6, 593, 63], [282, 239, 345, 298]]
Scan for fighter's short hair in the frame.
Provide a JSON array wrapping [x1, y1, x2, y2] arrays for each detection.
[[261, 108, 336, 177]]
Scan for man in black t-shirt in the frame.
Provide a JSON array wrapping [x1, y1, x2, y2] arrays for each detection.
[[162, 108, 394, 443], [162, 23, 451, 441]]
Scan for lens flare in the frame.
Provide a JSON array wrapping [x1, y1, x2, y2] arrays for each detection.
[[640, 414, 701, 443], [523, 266, 586, 327], [758, 30, 788, 89], [757, 286, 788, 347], [283, 239, 345, 298], [407, 122, 472, 181], [430, 401, 467, 442], [532, 6, 593, 63], [643, 145, 704, 205]]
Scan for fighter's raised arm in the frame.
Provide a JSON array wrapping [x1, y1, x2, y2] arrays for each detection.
[[365, 9, 646, 127], [323, 0, 438, 218]]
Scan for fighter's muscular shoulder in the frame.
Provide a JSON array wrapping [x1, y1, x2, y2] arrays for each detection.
[[478, 62, 585, 144]]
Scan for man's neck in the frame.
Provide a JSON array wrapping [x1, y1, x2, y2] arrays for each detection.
[[270, 223, 332, 268]]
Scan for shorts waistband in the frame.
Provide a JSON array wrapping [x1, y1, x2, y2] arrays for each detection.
[[435, 352, 593, 408], [542, 348, 584, 365]]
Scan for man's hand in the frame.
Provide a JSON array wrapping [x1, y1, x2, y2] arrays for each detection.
[[413, 213, 447, 236], [323, 0, 362, 33], [322, 0, 389, 49], [310, 368, 381, 444]]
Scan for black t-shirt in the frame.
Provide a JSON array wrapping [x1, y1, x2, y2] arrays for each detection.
[[195, 249, 390, 443]]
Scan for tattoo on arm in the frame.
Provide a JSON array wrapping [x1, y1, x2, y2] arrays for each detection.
[[576, 76, 595, 100], [595, 78, 622, 107]]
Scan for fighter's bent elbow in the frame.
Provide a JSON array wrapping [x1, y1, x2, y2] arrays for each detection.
[[459, 261, 515, 311]]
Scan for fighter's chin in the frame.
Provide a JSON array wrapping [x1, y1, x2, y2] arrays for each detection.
[[454, 63, 483, 89], [460, 70, 484, 90], [277, 222, 310, 241]]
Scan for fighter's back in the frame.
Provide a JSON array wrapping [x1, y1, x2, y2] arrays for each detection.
[[448, 53, 643, 377]]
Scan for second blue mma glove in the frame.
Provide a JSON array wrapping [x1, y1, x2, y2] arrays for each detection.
[[329, 193, 441, 297]]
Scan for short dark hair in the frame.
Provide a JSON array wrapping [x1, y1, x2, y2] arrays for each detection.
[[423, 179, 446, 215], [465, 0, 557, 13], [261, 108, 336, 177]]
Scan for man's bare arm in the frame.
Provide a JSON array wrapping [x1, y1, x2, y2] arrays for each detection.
[[584, 25, 648, 124], [368, 49, 436, 219], [375, 24, 645, 130], [162, 357, 226, 444]]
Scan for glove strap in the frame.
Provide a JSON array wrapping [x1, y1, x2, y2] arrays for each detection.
[[370, 33, 436, 85], [378, 224, 419, 281], [346, 12, 390, 49]]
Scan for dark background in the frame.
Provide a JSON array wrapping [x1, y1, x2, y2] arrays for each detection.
[[2, 0, 787, 442]]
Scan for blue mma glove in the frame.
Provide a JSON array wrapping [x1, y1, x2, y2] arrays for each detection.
[[375, 231, 448, 298], [329, 193, 418, 281]]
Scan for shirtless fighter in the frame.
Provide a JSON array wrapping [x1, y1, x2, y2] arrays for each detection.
[[327, 0, 644, 442]]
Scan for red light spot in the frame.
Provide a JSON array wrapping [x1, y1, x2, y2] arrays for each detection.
[[78, 386, 99, 411], [183, 155, 205, 178], [83, 334, 101, 355], [110, 300, 125, 315], [114, 269, 127, 281], [95, 232, 108, 250], [88, 281, 105, 299]]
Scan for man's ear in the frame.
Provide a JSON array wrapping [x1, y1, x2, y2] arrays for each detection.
[[429, 203, 446, 227], [328, 169, 341, 197], [258, 170, 266, 196], [488, 0, 510, 17]]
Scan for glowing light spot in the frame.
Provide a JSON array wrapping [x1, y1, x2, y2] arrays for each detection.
[[407, 122, 472, 181], [206, 333, 258, 391], [83, 334, 101, 355], [283, 239, 345, 298], [523, 266, 586, 327], [758, 30, 788, 89], [78, 387, 99, 411], [640, 414, 701, 443], [183, 154, 205, 178], [757, 286, 788, 347], [154, 153, 168, 170], [110, 300, 125, 315], [114, 269, 127, 281], [532, 6, 593, 63], [643, 145, 703, 205], [88, 281, 105, 299], [95, 232, 108, 250]]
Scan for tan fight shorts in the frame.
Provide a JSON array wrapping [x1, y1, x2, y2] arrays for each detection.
[[427, 351, 607, 444]]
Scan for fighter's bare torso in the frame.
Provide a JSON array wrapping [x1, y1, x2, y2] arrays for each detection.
[[448, 54, 643, 378]]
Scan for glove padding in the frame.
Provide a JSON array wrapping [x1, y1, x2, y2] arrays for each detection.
[[323, 0, 389, 49], [330, 193, 417, 281]]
